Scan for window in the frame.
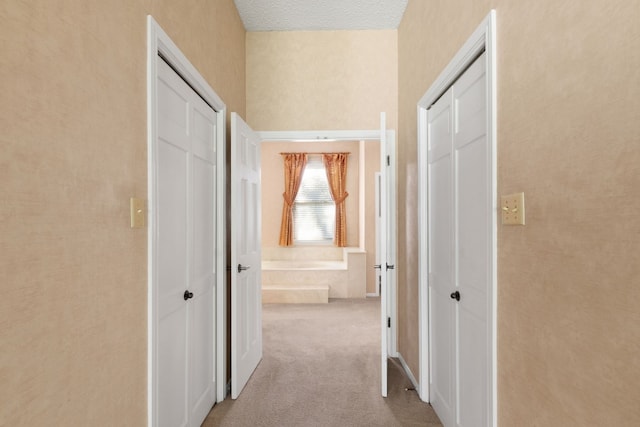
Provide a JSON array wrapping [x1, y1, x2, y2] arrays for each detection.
[[293, 156, 335, 243]]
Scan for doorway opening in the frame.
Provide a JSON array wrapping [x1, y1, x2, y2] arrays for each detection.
[[253, 121, 398, 397]]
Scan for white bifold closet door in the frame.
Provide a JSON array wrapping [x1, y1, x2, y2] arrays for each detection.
[[156, 56, 217, 427], [428, 52, 490, 427]]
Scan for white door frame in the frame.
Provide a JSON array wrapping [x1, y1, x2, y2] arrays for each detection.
[[147, 16, 227, 426], [417, 9, 497, 425], [258, 123, 398, 360]]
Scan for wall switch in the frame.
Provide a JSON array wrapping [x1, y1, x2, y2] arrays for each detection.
[[501, 192, 525, 225], [130, 197, 146, 228]]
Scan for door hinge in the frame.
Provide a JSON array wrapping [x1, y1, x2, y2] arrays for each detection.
[[387, 317, 391, 328], [387, 155, 390, 166]]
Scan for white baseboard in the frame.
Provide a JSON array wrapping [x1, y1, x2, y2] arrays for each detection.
[[366, 292, 379, 297], [397, 352, 419, 391]]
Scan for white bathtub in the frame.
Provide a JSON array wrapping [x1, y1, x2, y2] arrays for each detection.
[[261, 260, 347, 270], [261, 247, 366, 298]]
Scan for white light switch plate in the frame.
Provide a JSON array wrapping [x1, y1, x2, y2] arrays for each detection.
[[501, 192, 525, 225], [130, 197, 146, 228]]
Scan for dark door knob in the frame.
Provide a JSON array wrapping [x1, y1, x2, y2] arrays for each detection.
[[450, 291, 460, 301], [184, 290, 194, 300], [237, 264, 251, 273]]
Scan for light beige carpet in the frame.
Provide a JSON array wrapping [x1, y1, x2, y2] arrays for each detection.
[[203, 298, 442, 427]]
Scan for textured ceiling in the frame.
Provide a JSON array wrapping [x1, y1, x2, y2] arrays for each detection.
[[234, 0, 409, 31]]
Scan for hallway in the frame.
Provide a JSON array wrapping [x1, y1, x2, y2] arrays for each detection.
[[204, 299, 441, 426]]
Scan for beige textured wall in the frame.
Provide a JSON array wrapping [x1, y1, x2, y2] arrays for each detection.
[[246, 29, 396, 296], [399, 0, 640, 424], [261, 141, 360, 248], [0, 1, 245, 425], [246, 30, 397, 131], [247, 30, 398, 292]]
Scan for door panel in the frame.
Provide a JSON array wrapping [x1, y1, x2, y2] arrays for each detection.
[[192, 157, 215, 284], [190, 284, 215, 423], [430, 283, 453, 416], [384, 131, 397, 360], [428, 101, 452, 161], [158, 79, 189, 149], [157, 61, 190, 427], [157, 141, 188, 303], [378, 123, 397, 396], [456, 138, 487, 293], [158, 308, 188, 427], [428, 86, 455, 427], [457, 309, 487, 427], [428, 52, 489, 427], [156, 57, 216, 427], [454, 53, 489, 427], [189, 88, 217, 426], [231, 113, 262, 399]]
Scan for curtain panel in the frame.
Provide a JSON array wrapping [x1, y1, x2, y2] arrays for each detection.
[[278, 153, 308, 246], [322, 153, 349, 247]]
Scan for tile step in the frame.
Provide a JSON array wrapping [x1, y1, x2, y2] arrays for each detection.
[[262, 284, 329, 304]]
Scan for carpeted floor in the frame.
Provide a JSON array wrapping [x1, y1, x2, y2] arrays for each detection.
[[203, 298, 442, 427]]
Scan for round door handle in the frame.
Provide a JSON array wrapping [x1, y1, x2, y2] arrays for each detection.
[[237, 264, 251, 273], [184, 290, 194, 300], [450, 291, 460, 301]]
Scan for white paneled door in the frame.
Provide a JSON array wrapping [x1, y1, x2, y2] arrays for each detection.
[[231, 113, 263, 399], [155, 57, 217, 427], [378, 113, 396, 398], [428, 84, 455, 427], [428, 52, 490, 427]]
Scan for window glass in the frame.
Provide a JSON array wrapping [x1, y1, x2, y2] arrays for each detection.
[[293, 156, 335, 243]]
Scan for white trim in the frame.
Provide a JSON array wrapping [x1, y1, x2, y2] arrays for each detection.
[[366, 292, 379, 298], [147, 16, 227, 427], [417, 104, 429, 403], [397, 352, 419, 390], [417, 11, 493, 109], [488, 12, 498, 425], [417, 10, 497, 427], [358, 140, 366, 250], [258, 130, 381, 142]]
